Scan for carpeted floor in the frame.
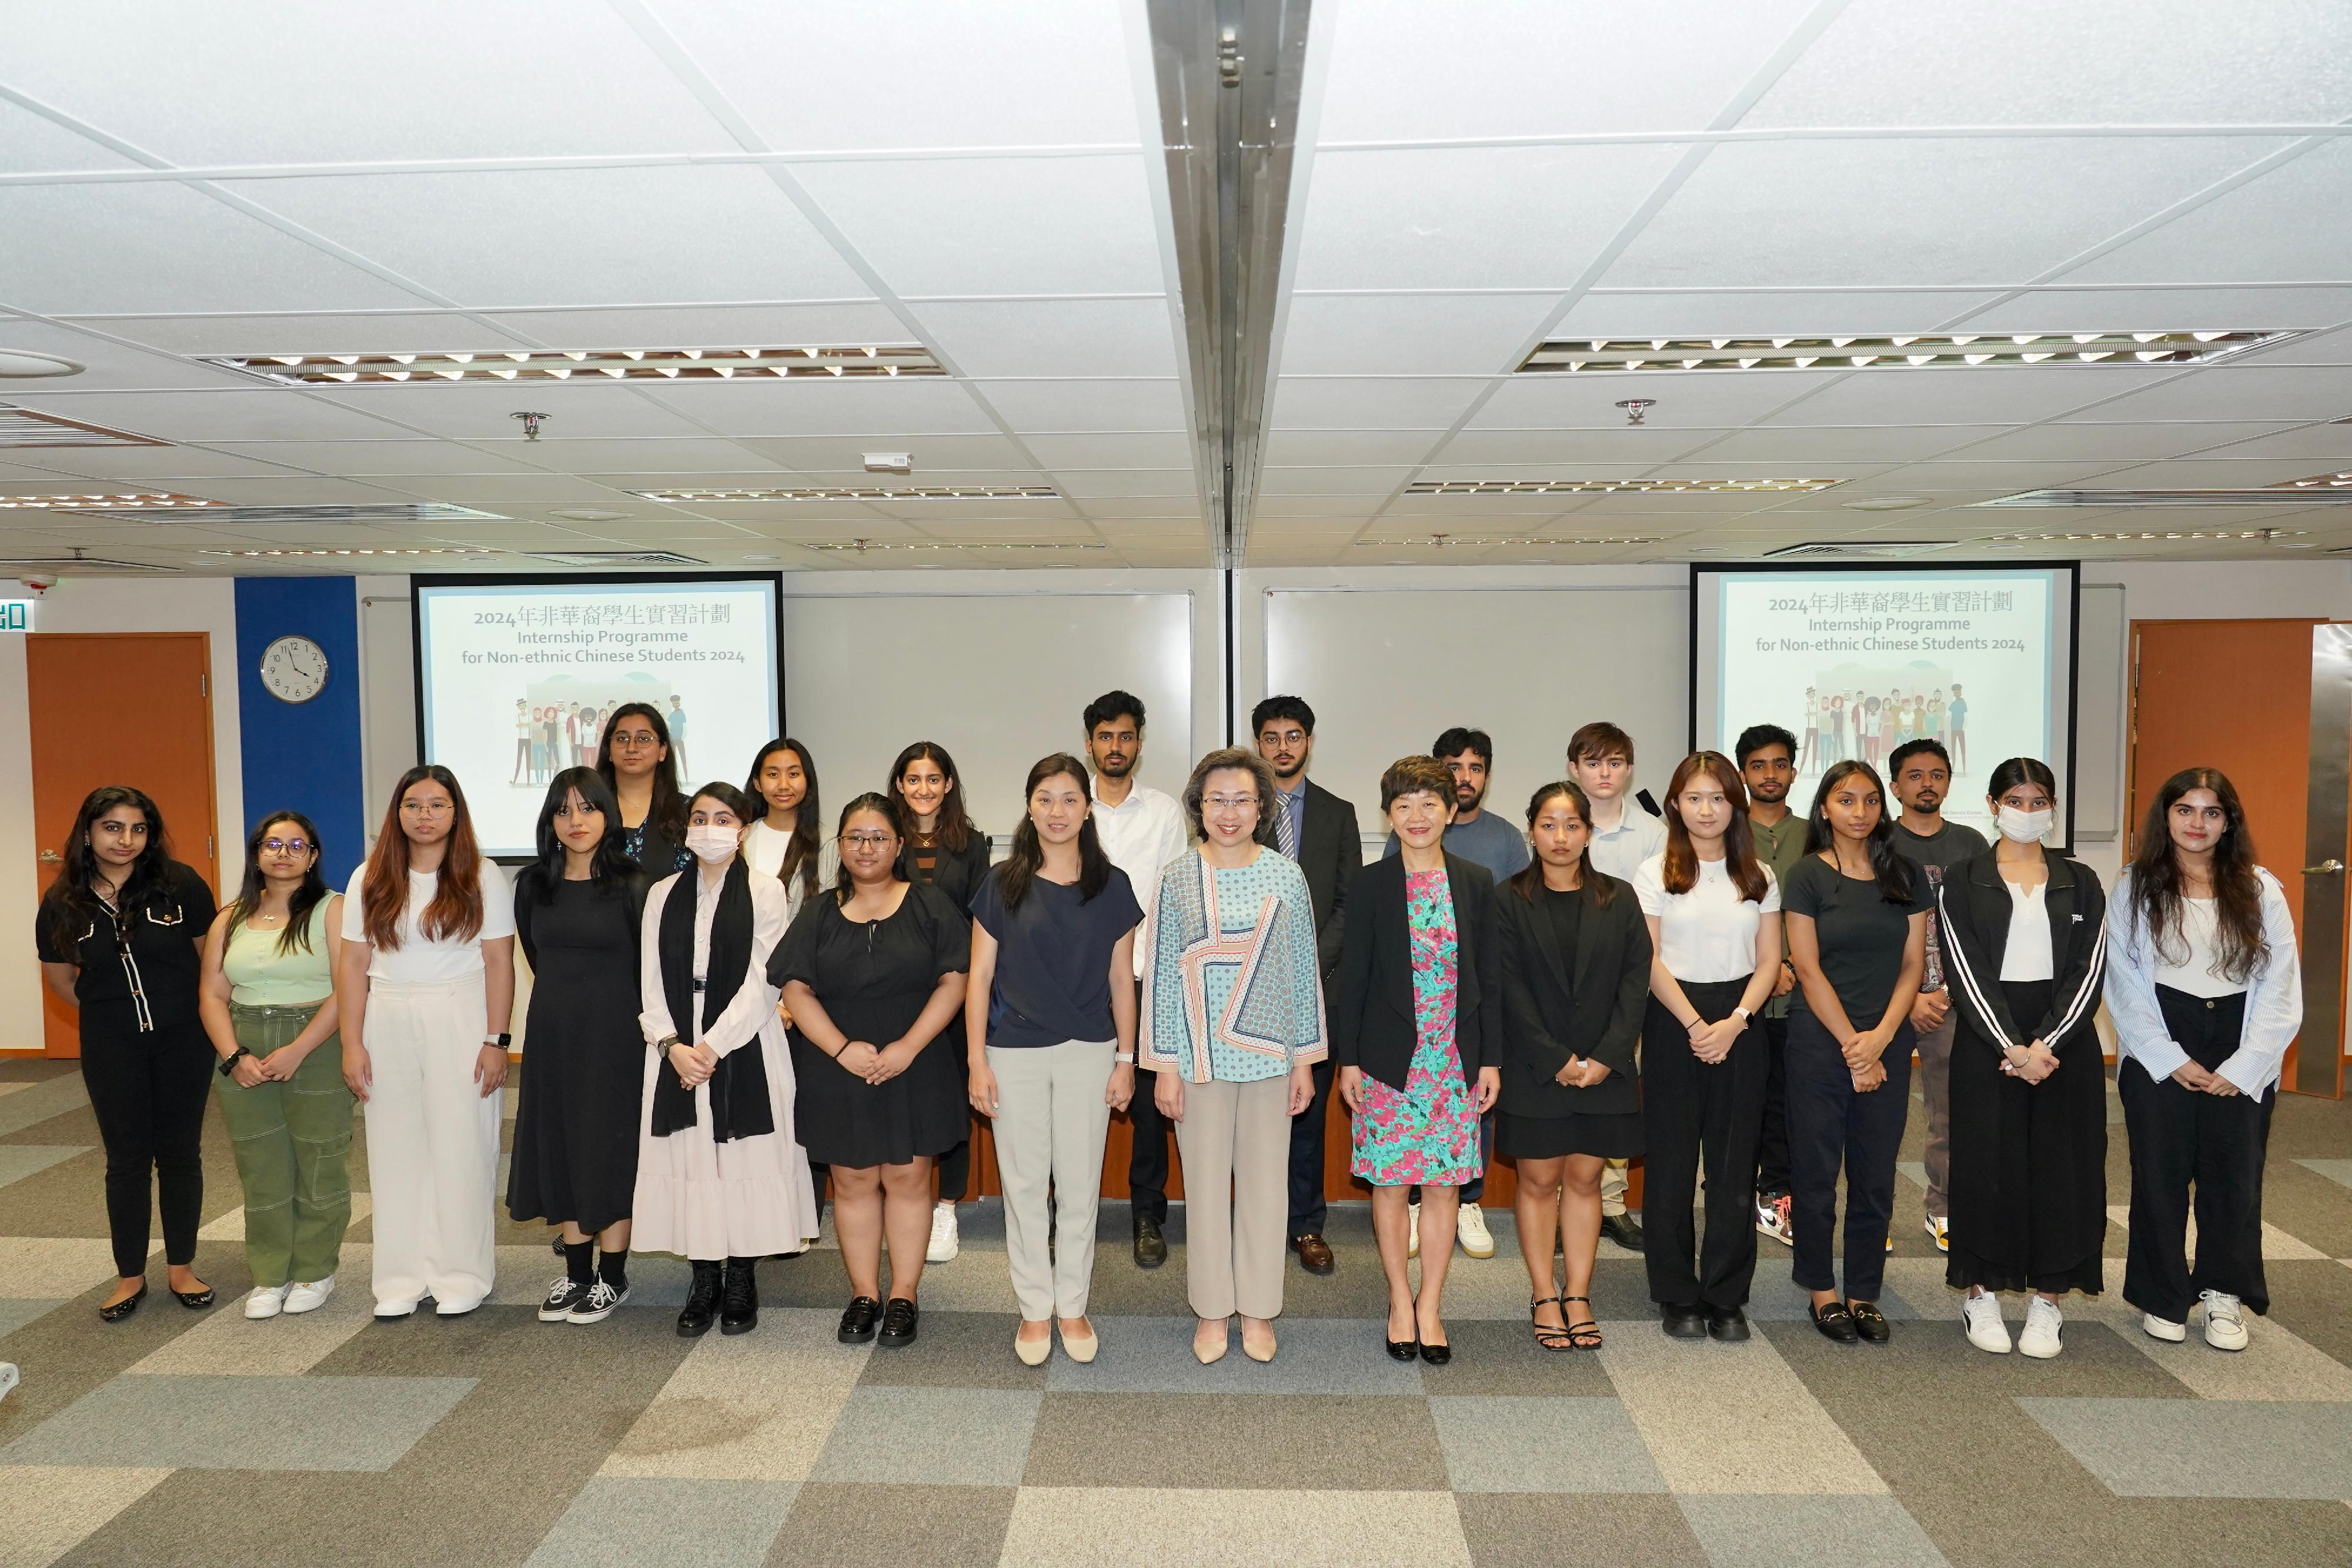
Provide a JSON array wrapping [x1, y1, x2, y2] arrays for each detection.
[[3, 1055, 2351, 1567]]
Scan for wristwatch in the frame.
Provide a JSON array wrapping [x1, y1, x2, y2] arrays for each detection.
[[483, 1033, 512, 1049], [1732, 1005, 1752, 1022], [218, 1047, 251, 1078]]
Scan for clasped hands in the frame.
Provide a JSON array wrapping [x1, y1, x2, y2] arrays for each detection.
[[1685, 1010, 1748, 1066], [2169, 1058, 2242, 1097], [1999, 1038, 2061, 1084]]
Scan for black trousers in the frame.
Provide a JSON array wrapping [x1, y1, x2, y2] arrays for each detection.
[[81, 1017, 214, 1278], [1786, 1009, 1914, 1302], [1125, 979, 1172, 1222], [2120, 987, 2271, 1322], [1286, 1057, 1335, 1237], [1642, 980, 1766, 1309], [1755, 1011, 1791, 1197]]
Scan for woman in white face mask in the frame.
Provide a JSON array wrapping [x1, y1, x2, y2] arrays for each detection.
[[1931, 758, 2108, 1359], [632, 782, 820, 1339]]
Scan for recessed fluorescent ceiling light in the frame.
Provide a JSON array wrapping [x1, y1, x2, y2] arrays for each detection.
[[100, 502, 505, 524], [801, 540, 1104, 552], [1762, 540, 1956, 559], [1357, 535, 1661, 547], [0, 404, 165, 447], [1976, 489, 2352, 508], [1979, 529, 2300, 543], [635, 486, 1060, 503], [203, 346, 944, 385], [0, 492, 220, 510], [2274, 470, 2352, 489], [1404, 478, 1837, 496], [201, 546, 501, 557], [1517, 331, 2288, 374]]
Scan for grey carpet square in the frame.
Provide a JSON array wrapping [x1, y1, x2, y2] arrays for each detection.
[[1431, 1395, 1665, 1492], [0, 1075, 91, 1139], [2019, 1397, 2352, 1499], [524, 1477, 797, 1567], [1044, 1315, 1426, 1394], [2293, 1158, 2352, 1191], [1456, 1493, 1710, 1567], [769, 1482, 1016, 1567], [810, 1386, 1041, 1486], [0, 1145, 91, 1189], [1024, 1392, 1447, 1490], [0, 1297, 65, 1340], [0, 1373, 475, 1471], [1677, 1495, 1950, 1567], [853, 1309, 1041, 1389]]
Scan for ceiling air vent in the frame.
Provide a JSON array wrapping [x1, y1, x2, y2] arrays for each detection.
[[0, 404, 166, 448], [92, 502, 506, 524], [1762, 540, 1956, 560], [518, 550, 708, 567]]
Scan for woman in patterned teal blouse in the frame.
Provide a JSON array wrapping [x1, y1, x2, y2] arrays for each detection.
[[1141, 747, 1327, 1366]]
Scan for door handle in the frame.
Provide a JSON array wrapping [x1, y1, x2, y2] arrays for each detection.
[[37, 850, 59, 864], [2303, 859, 2344, 874]]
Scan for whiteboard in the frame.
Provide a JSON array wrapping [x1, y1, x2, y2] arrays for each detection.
[[1263, 585, 1689, 837], [783, 590, 1197, 842]]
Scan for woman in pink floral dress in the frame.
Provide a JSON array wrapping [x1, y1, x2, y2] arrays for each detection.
[[1333, 756, 1502, 1366]]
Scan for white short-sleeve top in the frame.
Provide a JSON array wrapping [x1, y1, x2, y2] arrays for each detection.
[[342, 859, 516, 982], [1633, 852, 1782, 984]]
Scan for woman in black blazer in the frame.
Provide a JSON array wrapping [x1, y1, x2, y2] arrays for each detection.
[[1495, 780, 1652, 1350], [1333, 757, 1502, 1366]]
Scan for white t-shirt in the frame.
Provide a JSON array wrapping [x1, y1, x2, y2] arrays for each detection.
[[342, 859, 516, 982], [2154, 897, 2243, 998], [1633, 852, 1781, 984], [1999, 878, 2055, 982]]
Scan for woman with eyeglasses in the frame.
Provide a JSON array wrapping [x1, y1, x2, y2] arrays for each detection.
[[509, 769, 648, 1327], [336, 766, 517, 1319], [597, 701, 693, 879], [1142, 748, 1326, 1365], [196, 813, 350, 1320], [38, 785, 220, 1321], [775, 793, 971, 1348]]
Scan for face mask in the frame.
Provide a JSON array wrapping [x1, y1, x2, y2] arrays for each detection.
[[685, 824, 739, 864], [1996, 805, 2052, 843]]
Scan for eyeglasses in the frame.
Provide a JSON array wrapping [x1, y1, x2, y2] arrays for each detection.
[[842, 832, 894, 849], [400, 800, 453, 818], [262, 838, 312, 855], [1204, 794, 1259, 812]]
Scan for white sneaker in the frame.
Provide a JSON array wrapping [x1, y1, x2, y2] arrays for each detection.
[[1962, 1291, 2012, 1353], [1756, 1193, 1794, 1247], [2142, 1312, 2186, 1343], [1455, 1203, 1495, 1259], [0, 1362, 16, 1405], [2200, 1289, 2249, 1351], [927, 1203, 960, 1264], [2019, 1296, 2064, 1359], [283, 1276, 334, 1314], [1924, 1215, 1949, 1253], [1406, 1201, 1421, 1259], [244, 1285, 288, 1320]]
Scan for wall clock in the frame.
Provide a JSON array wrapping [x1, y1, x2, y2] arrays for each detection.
[[259, 633, 328, 703]]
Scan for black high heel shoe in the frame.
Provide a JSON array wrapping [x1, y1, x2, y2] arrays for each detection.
[[99, 1283, 148, 1323]]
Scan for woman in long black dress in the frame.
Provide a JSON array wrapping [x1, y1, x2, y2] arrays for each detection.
[[1936, 757, 2107, 1359], [774, 792, 970, 1349], [508, 768, 647, 1326]]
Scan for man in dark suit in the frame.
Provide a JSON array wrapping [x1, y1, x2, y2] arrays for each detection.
[[1252, 696, 1359, 1276]]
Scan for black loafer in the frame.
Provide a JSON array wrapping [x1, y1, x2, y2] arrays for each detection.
[[1134, 1215, 1167, 1269], [99, 1283, 148, 1323], [1601, 1212, 1645, 1251], [878, 1296, 920, 1347], [1812, 1300, 1860, 1343], [1418, 1339, 1452, 1366], [1850, 1300, 1891, 1343], [1706, 1306, 1751, 1342], [1385, 1328, 1418, 1362], [837, 1295, 881, 1343], [1661, 1303, 1709, 1340]]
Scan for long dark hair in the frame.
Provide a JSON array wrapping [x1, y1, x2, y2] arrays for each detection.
[[43, 784, 175, 949], [519, 767, 637, 902], [888, 740, 976, 852], [745, 737, 822, 901], [1509, 779, 1618, 908], [1802, 760, 1914, 902], [2127, 766, 2269, 984], [360, 765, 485, 951], [830, 791, 904, 905], [228, 811, 330, 956], [995, 753, 1111, 911], [1986, 755, 2057, 806], [595, 701, 687, 842], [1660, 750, 1768, 902]]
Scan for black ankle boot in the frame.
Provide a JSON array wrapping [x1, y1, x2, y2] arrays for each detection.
[[678, 1261, 722, 1338], [720, 1256, 759, 1335]]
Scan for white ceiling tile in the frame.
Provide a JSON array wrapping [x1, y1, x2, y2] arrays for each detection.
[[2056, 366, 2352, 422], [1757, 366, 2188, 426], [1951, 289, 2352, 333], [917, 299, 1179, 378], [1262, 431, 1446, 466], [305, 383, 714, 442], [1277, 294, 1562, 376], [1269, 377, 1488, 430], [2231, 326, 2352, 366], [736, 433, 1031, 471], [1078, 499, 1205, 519], [2066, 457, 2346, 487], [0, 1, 733, 163], [1256, 497, 1386, 516], [1808, 460, 2141, 493], [1466, 372, 1838, 430], [2192, 424, 2352, 460], [479, 304, 907, 350], [1413, 462, 1656, 484], [0, 183, 425, 315], [0, 318, 260, 391], [208, 440, 547, 477], [1429, 427, 1732, 464], [373, 474, 633, 504], [1602, 138, 2292, 289], [0, 99, 139, 173], [1257, 467, 1418, 497], [1316, 1, 1816, 142], [526, 439, 780, 475], [0, 460, 91, 482], [2064, 138, 2352, 287], [978, 379, 1187, 433], [1555, 293, 2006, 335], [1292, 145, 1686, 290], [644, 378, 1001, 439], [11, 388, 413, 441], [1938, 422, 2292, 460], [1021, 434, 1195, 469], [1673, 426, 1985, 462], [256, 166, 871, 307], [793, 156, 1165, 296], [1745, 0, 2352, 127], [71, 313, 535, 355], [121, 474, 423, 506], [0, 446, 312, 482]]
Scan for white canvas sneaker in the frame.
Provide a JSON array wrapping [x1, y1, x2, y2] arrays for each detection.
[[283, 1276, 335, 1314], [1962, 1291, 2012, 1354], [1455, 1203, 1495, 1259], [244, 1285, 288, 1320], [927, 1203, 960, 1263], [2200, 1289, 2249, 1351], [2018, 1296, 2064, 1359]]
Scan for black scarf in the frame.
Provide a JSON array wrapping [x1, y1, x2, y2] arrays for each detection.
[[649, 858, 775, 1144]]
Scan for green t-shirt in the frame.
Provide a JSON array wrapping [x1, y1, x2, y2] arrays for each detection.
[[1781, 852, 1932, 1030], [1748, 811, 1809, 1019]]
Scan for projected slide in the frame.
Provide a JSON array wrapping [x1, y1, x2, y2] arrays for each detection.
[[1692, 566, 2077, 842], [414, 575, 781, 857]]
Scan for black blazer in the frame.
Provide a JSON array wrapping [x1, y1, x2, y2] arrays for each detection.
[[1494, 874, 1651, 1118], [1329, 852, 1502, 1091], [894, 828, 993, 915], [1295, 778, 1360, 978], [1936, 848, 2106, 1057]]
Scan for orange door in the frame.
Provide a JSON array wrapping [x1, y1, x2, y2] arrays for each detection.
[[28, 632, 219, 1057], [2127, 618, 2318, 1087]]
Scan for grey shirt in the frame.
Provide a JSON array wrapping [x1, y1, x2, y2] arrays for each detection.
[[1888, 818, 1989, 994], [1382, 808, 1531, 883]]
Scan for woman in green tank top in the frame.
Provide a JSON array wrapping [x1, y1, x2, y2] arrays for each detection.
[[197, 812, 353, 1320]]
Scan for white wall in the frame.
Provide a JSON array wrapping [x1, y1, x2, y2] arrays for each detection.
[[355, 574, 418, 844]]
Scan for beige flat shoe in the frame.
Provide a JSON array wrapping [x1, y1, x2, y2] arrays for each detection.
[[1060, 1321, 1099, 1364], [1014, 1325, 1053, 1367]]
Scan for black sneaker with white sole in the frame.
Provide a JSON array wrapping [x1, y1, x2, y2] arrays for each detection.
[[538, 1278, 592, 1322], [567, 1279, 629, 1325]]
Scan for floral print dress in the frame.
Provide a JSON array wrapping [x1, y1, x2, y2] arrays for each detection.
[[1351, 869, 1482, 1185]]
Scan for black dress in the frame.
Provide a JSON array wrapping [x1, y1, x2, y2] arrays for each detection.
[[506, 871, 647, 1233], [771, 882, 972, 1169], [1493, 878, 1651, 1160]]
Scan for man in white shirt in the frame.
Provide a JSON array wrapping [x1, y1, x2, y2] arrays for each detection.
[[1083, 690, 1189, 1268], [1567, 720, 1664, 1251]]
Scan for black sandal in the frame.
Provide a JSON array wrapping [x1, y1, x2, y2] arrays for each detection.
[[1529, 1295, 1574, 1352], [1562, 1295, 1604, 1350]]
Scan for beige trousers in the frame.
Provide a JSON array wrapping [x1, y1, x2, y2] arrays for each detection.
[[988, 1040, 1116, 1320], [1171, 1074, 1291, 1321]]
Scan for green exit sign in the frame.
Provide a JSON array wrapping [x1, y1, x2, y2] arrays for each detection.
[[0, 603, 25, 631]]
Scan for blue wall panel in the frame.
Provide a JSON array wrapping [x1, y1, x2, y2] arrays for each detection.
[[233, 577, 366, 890]]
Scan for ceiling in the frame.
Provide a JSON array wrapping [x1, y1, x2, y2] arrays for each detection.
[[3, 0, 2351, 576]]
